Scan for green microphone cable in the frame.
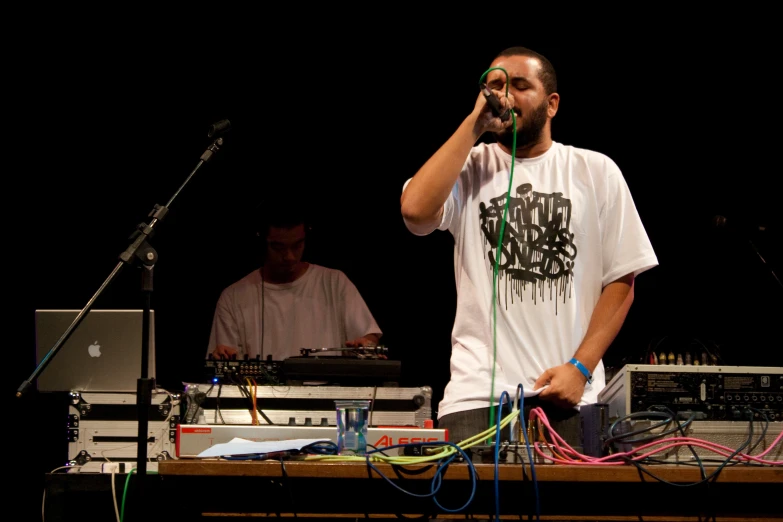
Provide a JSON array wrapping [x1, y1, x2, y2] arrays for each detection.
[[477, 67, 516, 436]]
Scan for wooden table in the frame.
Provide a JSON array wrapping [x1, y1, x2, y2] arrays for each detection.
[[43, 459, 783, 521], [159, 459, 783, 521]]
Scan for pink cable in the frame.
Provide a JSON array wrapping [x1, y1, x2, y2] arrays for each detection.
[[527, 407, 783, 466]]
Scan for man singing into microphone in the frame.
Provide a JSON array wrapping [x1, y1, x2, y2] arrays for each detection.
[[400, 46, 659, 446]]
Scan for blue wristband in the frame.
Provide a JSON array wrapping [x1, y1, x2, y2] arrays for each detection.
[[569, 357, 593, 384]]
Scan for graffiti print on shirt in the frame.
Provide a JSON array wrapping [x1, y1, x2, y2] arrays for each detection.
[[479, 183, 576, 311]]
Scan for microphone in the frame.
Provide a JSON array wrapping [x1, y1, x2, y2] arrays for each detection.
[[712, 215, 767, 233], [208, 119, 231, 138], [480, 84, 511, 122]]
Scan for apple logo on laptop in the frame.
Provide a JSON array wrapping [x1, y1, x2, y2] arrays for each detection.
[[88, 341, 101, 357]]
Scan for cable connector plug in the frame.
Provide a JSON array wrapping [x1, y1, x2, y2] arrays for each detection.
[[101, 462, 126, 473]]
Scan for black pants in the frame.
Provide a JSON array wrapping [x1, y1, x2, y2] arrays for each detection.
[[437, 397, 582, 449], [433, 401, 587, 521]]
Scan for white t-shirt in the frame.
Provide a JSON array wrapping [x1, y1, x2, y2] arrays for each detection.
[[206, 264, 382, 362], [403, 141, 658, 418]]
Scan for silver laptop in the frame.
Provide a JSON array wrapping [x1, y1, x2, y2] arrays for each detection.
[[34, 309, 156, 392]]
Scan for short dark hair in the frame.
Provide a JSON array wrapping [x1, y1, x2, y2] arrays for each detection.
[[494, 46, 558, 95], [255, 201, 309, 239]]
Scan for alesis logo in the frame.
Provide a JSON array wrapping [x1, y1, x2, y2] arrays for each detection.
[[374, 435, 440, 447]]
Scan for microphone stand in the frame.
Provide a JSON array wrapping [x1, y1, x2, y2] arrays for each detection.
[[17, 119, 231, 522], [713, 215, 781, 291]]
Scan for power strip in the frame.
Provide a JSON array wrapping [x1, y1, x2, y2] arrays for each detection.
[[101, 462, 130, 473], [97, 462, 160, 474], [469, 442, 561, 464]]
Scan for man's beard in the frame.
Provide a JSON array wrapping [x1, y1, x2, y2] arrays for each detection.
[[495, 99, 549, 150]]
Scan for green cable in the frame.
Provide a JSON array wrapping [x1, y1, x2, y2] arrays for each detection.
[[478, 67, 516, 437], [120, 467, 159, 522], [120, 467, 136, 522]]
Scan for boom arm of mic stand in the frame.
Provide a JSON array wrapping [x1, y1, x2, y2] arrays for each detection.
[[16, 134, 228, 399], [16, 219, 159, 398]]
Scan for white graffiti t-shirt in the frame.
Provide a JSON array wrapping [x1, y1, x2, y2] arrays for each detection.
[[407, 141, 658, 418]]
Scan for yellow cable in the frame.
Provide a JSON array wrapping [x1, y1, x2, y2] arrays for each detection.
[[304, 408, 520, 465], [245, 377, 259, 425]]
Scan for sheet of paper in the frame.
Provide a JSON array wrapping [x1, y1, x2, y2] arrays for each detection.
[[196, 437, 331, 458]]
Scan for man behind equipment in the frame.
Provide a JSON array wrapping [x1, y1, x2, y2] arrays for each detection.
[[400, 46, 658, 446], [207, 202, 382, 362]]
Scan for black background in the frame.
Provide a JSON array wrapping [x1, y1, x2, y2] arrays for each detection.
[[7, 20, 783, 520]]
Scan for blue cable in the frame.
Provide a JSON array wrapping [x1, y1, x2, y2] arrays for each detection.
[[429, 442, 477, 513], [304, 441, 339, 455], [364, 441, 477, 512], [517, 384, 540, 521], [494, 391, 512, 521]]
